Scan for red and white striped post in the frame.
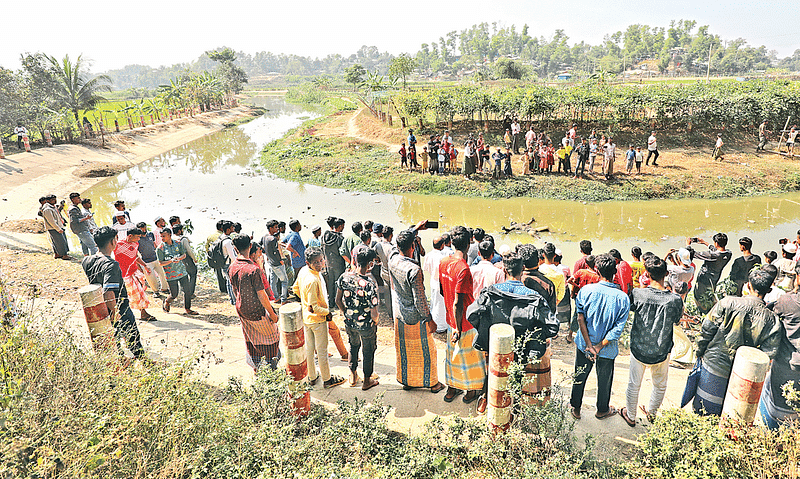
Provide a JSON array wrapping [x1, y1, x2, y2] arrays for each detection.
[[114, 119, 120, 132], [721, 346, 770, 424], [78, 284, 115, 351], [279, 302, 311, 416], [169, 110, 173, 121], [127, 118, 133, 130], [22, 134, 31, 152], [0, 137, 5, 159], [43, 130, 53, 147], [487, 323, 515, 433], [140, 115, 146, 128], [149, 114, 154, 125]]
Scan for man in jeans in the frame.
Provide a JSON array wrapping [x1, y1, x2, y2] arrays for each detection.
[[67, 192, 97, 256], [292, 247, 346, 389], [570, 253, 630, 420], [336, 247, 380, 390], [157, 228, 198, 316], [137, 221, 169, 297], [261, 220, 289, 304], [621, 256, 683, 426]]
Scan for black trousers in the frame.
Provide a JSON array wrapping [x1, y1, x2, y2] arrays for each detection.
[[116, 304, 144, 358], [215, 266, 227, 293], [167, 276, 191, 309], [184, 258, 197, 299], [570, 349, 615, 414], [645, 149, 659, 164], [346, 324, 377, 379]]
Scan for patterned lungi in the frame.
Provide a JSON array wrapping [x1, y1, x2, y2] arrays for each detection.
[[395, 318, 438, 388], [445, 327, 486, 391]]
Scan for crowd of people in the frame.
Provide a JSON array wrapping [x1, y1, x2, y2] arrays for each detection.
[[398, 123, 663, 181], [45, 190, 799, 430]]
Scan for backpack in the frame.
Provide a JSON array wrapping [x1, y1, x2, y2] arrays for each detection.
[[207, 234, 227, 269]]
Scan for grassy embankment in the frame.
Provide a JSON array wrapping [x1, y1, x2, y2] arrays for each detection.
[[255, 107, 800, 202]]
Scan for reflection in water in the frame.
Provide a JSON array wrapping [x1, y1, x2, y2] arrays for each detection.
[[83, 96, 800, 266]]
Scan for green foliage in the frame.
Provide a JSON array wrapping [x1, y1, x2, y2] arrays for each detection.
[[344, 64, 367, 89], [632, 409, 800, 479], [392, 80, 800, 132], [0, 313, 610, 478], [388, 54, 416, 89], [494, 58, 527, 80]]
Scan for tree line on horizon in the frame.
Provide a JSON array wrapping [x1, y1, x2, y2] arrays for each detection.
[[91, 20, 800, 90]]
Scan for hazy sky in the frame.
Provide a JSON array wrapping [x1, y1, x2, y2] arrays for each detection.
[[1, 0, 796, 72]]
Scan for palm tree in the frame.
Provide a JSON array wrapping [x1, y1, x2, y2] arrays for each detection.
[[45, 54, 112, 122]]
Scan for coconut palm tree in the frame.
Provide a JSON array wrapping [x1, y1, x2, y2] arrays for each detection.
[[45, 54, 112, 122]]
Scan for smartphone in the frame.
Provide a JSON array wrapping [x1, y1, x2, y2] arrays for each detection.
[[426, 220, 439, 229], [690, 237, 699, 243], [779, 238, 789, 245]]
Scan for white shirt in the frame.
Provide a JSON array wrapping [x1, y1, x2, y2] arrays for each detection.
[[470, 260, 505, 298], [511, 122, 520, 135], [222, 236, 237, 263], [715, 138, 723, 148], [112, 221, 135, 241], [525, 130, 535, 144], [648, 135, 657, 151]]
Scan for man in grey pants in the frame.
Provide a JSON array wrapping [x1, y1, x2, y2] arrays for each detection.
[[68, 192, 98, 256], [41, 195, 69, 260]]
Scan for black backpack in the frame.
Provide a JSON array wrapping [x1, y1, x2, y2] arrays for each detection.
[[207, 234, 227, 269]]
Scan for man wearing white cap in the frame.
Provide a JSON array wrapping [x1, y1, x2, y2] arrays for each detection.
[[774, 243, 798, 292], [111, 211, 135, 241], [306, 225, 322, 249], [153, 216, 167, 248], [666, 247, 696, 299]]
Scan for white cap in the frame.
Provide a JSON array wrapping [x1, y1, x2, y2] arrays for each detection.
[[497, 244, 511, 256], [784, 243, 797, 255], [677, 248, 692, 266], [113, 210, 125, 217]]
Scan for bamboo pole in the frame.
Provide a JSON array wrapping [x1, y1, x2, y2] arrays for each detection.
[[776, 116, 791, 154]]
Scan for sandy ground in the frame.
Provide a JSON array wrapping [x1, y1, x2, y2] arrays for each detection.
[[0, 107, 259, 225]]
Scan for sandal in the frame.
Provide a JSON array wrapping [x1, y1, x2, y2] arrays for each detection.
[[570, 407, 581, 420], [639, 405, 656, 423], [324, 375, 346, 388], [430, 382, 445, 394], [463, 391, 480, 404], [162, 298, 171, 313], [476, 396, 487, 414], [595, 406, 618, 420], [443, 388, 463, 403], [620, 407, 636, 427]]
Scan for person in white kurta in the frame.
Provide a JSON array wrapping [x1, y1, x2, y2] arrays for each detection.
[[422, 235, 453, 333]]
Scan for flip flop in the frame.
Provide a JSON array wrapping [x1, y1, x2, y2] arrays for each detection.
[[639, 405, 656, 422], [463, 391, 480, 404], [620, 407, 636, 427], [430, 382, 445, 394], [443, 389, 463, 403], [595, 406, 618, 420]]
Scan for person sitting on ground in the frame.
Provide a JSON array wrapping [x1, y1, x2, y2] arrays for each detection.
[[621, 256, 683, 426], [336, 246, 380, 390], [693, 267, 782, 416], [570, 253, 630, 421], [228, 233, 280, 371], [292, 247, 346, 389]]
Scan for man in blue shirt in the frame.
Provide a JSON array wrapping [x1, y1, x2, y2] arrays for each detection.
[[570, 253, 630, 420], [282, 219, 307, 277]]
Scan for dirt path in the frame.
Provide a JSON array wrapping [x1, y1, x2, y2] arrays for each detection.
[[0, 107, 259, 225]]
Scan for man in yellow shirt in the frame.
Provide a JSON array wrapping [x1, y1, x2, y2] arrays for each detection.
[[291, 247, 346, 388]]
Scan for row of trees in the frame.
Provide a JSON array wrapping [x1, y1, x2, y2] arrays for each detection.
[[98, 21, 799, 91], [414, 20, 778, 79], [392, 80, 800, 132], [0, 49, 247, 143]]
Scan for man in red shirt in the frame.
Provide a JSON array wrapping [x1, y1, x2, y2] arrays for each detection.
[[567, 255, 601, 343], [440, 226, 486, 403], [610, 249, 633, 296], [573, 240, 593, 274], [228, 234, 280, 371]]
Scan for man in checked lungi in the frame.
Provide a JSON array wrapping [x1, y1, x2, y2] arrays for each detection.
[[693, 267, 783, 416], [440, 226, 486, 404]]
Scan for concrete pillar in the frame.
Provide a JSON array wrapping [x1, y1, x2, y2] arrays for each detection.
[[487, 323, 515, 432], [388, 114, 393, 126], [43, 130, 53, 147], [78, 285, 115, 350], [114, 120, 120, 132], [522, 348, 551, 406], [22, 134, 31, 152], [721, 346, 770, 424], [0, 137, 6, 159], [127, 118, 134, 130], [279, 302, 311, 416]]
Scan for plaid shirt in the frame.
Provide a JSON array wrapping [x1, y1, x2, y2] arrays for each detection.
[[388, 253, 431, 325]]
